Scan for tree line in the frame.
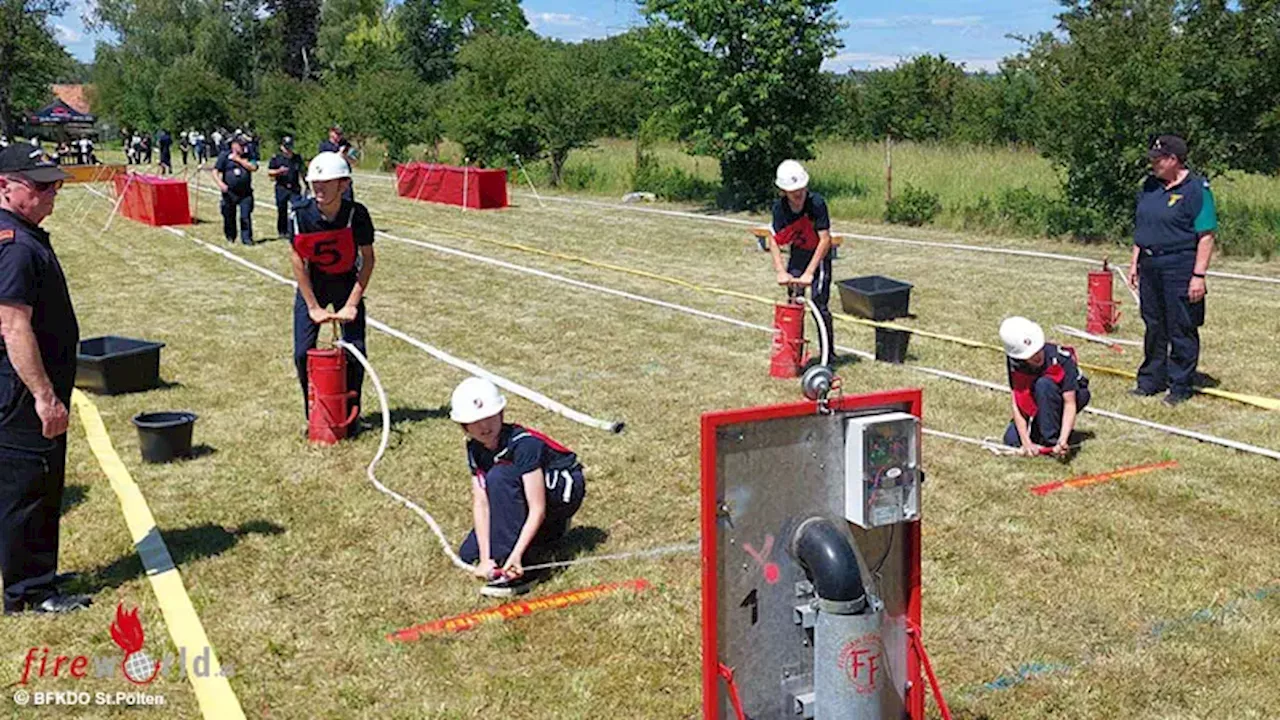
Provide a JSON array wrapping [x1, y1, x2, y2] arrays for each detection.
[[3, 0, 1279, 242]]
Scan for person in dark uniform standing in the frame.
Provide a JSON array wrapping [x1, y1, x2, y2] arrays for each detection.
[[157, 129, 173, 175], [999, 317, 1090, 457], [0, 145, 90, 615], [212, 135, 257, 245], [289, 152, 375, 422], [768, 159, 835, 352], [450, 377, 586, 598], [267, 136, 306, 240], [318, 126, 354, 201], [178, 132, 190, 167], [1127, 135, 1217, 406]]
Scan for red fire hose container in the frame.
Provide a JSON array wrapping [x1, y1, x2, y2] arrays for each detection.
[[1086, 266, 1121, 335], [770, 302, 809, 379], [307, 346, 358, 445]]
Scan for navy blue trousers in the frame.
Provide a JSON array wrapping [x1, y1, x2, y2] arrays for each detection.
[[1004, 377, 1091, 447], [459, 467, 586, 566], [787, 249, 835, 350], [0, 438, 66, 612], [293, 276, 366, 419], [1137, 252, 1205, 396], [221, 192, 254, 244], [275, 187, 296, 238]]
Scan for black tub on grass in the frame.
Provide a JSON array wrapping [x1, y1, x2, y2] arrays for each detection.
[[837, 276, 913, 321], [76, 336, 165, 395], [132, 411, 197, 463], [874, 328, 911, 364]]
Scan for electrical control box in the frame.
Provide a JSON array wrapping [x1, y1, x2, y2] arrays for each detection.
[[844, 411, 921, 528]]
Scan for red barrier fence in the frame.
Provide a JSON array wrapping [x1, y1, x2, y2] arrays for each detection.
[[394, 163, 508, 209], [112, 173, 191, 226]]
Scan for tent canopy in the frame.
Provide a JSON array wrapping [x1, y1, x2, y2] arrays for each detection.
[[29, 99, 95, 125]]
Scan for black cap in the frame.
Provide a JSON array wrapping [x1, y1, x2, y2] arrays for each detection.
[[281, 135, 294, 148], [1148, 135, 1188, 161], [0, 144, 70, 183]]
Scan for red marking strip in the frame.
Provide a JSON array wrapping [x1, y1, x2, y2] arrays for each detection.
[[1031, 460, 1178, 496], [716, 663, 748, 720], [387, 578, 650, 642]]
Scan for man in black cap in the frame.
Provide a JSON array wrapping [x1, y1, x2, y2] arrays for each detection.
[[0, 145, 90, 615], [1127, 135, 1217, 406], [157, 129, 173, 175], [212, 135, 258, 245], [267, 136, 306, 240]]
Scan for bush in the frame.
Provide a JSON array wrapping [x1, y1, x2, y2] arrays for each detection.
[[1218, 204, 1280, 260], [885, 184, 941, 226], [630, 154, 717, 203]]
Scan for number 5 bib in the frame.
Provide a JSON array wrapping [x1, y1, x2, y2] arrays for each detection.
[[294, 222, 357, 275]]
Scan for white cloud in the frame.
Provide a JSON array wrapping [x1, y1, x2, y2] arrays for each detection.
[[53, 23, 82, 43], [955, 57, 1002, 72], [846, 15, 983, 29], [824, 52, 904, 72], [525, 11, 591, 29]]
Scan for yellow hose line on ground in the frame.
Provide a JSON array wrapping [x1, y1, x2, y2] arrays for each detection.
[[377, 215, 1279, 411], [72, 391, 246, 720]]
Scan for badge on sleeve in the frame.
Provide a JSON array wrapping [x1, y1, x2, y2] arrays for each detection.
[[0, 229, 14, 243]]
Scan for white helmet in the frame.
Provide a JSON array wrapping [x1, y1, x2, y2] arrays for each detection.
[[775, 159, 810, 191], [450, 377, 507, 424], [306, 151, 350, 182], [999, 316, 1045, 360]]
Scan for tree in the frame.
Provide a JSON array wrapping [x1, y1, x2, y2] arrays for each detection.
[[0, 0, 73, 137], [153, 54, 243, 132], [264, 0, 321, 79], [640, 0, 842, 209], [862, 55, 967, 142], [395, 0, 528, 84], [442, 32, 543, 167], [359, 69, 440, 167], [530, 43, 597, 185], [316, 0, 383, 73]]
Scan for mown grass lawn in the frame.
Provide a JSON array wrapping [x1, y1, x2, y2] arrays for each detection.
[[4, 165, 1276, 719]]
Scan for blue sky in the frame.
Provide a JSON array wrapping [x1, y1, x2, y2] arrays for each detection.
[[55, 0, 1063, 72]]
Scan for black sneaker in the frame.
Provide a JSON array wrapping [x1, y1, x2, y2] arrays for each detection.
[[1163, 392, 1193, 406], [4, 593, 93, 616], [1130, 386, 1165, 397]]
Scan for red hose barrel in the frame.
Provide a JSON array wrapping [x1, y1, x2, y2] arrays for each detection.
[[1086, 270, 1120, 334], [770, 302, 809, 378], [307, 347, 358, 444]]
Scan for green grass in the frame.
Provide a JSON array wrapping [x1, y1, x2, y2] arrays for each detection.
[[8, 165, 1277, 718]]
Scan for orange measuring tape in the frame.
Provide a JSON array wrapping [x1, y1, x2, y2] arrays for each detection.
[[1031, 460, 1178, 496], [387, 578, 651, 642]]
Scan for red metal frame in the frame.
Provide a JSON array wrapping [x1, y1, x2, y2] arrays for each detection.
[[701, 389, 925, 720]]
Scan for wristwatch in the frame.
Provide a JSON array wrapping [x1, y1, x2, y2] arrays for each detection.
[[1192, 272, 1206, 278]]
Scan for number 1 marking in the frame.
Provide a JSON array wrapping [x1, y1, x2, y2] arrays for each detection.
[[740, 589, 758, 626]]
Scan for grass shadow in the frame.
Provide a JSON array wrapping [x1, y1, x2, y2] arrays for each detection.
[[359, 404, 451, 431], [1194, 372, 1222, 389], [534, 526, 610, 582], [184, 443, 217, 461], [81, 520, 285, 593], [61, 484, 89, 514]]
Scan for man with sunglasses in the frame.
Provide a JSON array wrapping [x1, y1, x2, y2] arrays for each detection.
[[0, 145, 91, 615], [999, 317, 1090, 458]]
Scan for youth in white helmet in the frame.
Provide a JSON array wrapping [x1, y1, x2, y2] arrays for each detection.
[[450, 376, 587, 599], [765, 158, 835, 354], [998, 317, 1091, 458]]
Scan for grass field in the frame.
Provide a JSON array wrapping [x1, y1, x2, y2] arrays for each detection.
[[5, 164, 1277, 718]]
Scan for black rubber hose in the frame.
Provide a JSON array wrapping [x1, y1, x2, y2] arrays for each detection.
[[792, 517, 866, 606]]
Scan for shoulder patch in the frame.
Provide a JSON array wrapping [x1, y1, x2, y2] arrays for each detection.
[[0, 229, 14, 243]]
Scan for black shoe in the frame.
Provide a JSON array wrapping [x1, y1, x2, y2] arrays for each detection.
[[1163, 392, 1193, 406], [241, 239, 254, 246], [480, 571, 543, 598], [54, 571, 82, 588], [1130, 386, 1165, 397], [5, 594, 93, 616]]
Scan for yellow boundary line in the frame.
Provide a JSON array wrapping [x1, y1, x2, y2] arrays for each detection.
[[72, 390, 246, 720]]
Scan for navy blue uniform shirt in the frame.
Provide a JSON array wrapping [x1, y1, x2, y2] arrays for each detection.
[[214, 150, 254, 197], [268, 153, 305, 194], [771, 191, 831, 252], [1134, 173, 1217, 254], [318, 139, 351, 157], [289, 197, 374, 280], [466, 424, 580, 506], [0, 209, 79, 451]]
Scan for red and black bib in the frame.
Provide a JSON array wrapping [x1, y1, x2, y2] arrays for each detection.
[[774, 214, 820, 251], [294, 216, 357, 275]]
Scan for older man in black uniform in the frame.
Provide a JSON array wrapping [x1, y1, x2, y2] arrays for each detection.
[[213, 135, 258, 245], [0, 145, 90, 615], [267, 136, 306, 240]]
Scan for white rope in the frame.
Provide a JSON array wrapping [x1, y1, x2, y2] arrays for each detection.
[[513, 154, 545, 208], [337, 339, 475, 574], [520, 542, 698, 573]]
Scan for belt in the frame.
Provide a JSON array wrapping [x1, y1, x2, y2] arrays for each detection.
[[1138, 245, 1196, 257]]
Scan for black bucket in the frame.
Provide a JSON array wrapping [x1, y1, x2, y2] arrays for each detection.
[[132, 411, 198, 463], [874, 328, 911, 364]]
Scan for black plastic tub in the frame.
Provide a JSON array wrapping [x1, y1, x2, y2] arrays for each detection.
[[76, 336, 165, 395], [874, 328, 912, 364], [132, 411, 197, 463], [837, 276, 914, 321]]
